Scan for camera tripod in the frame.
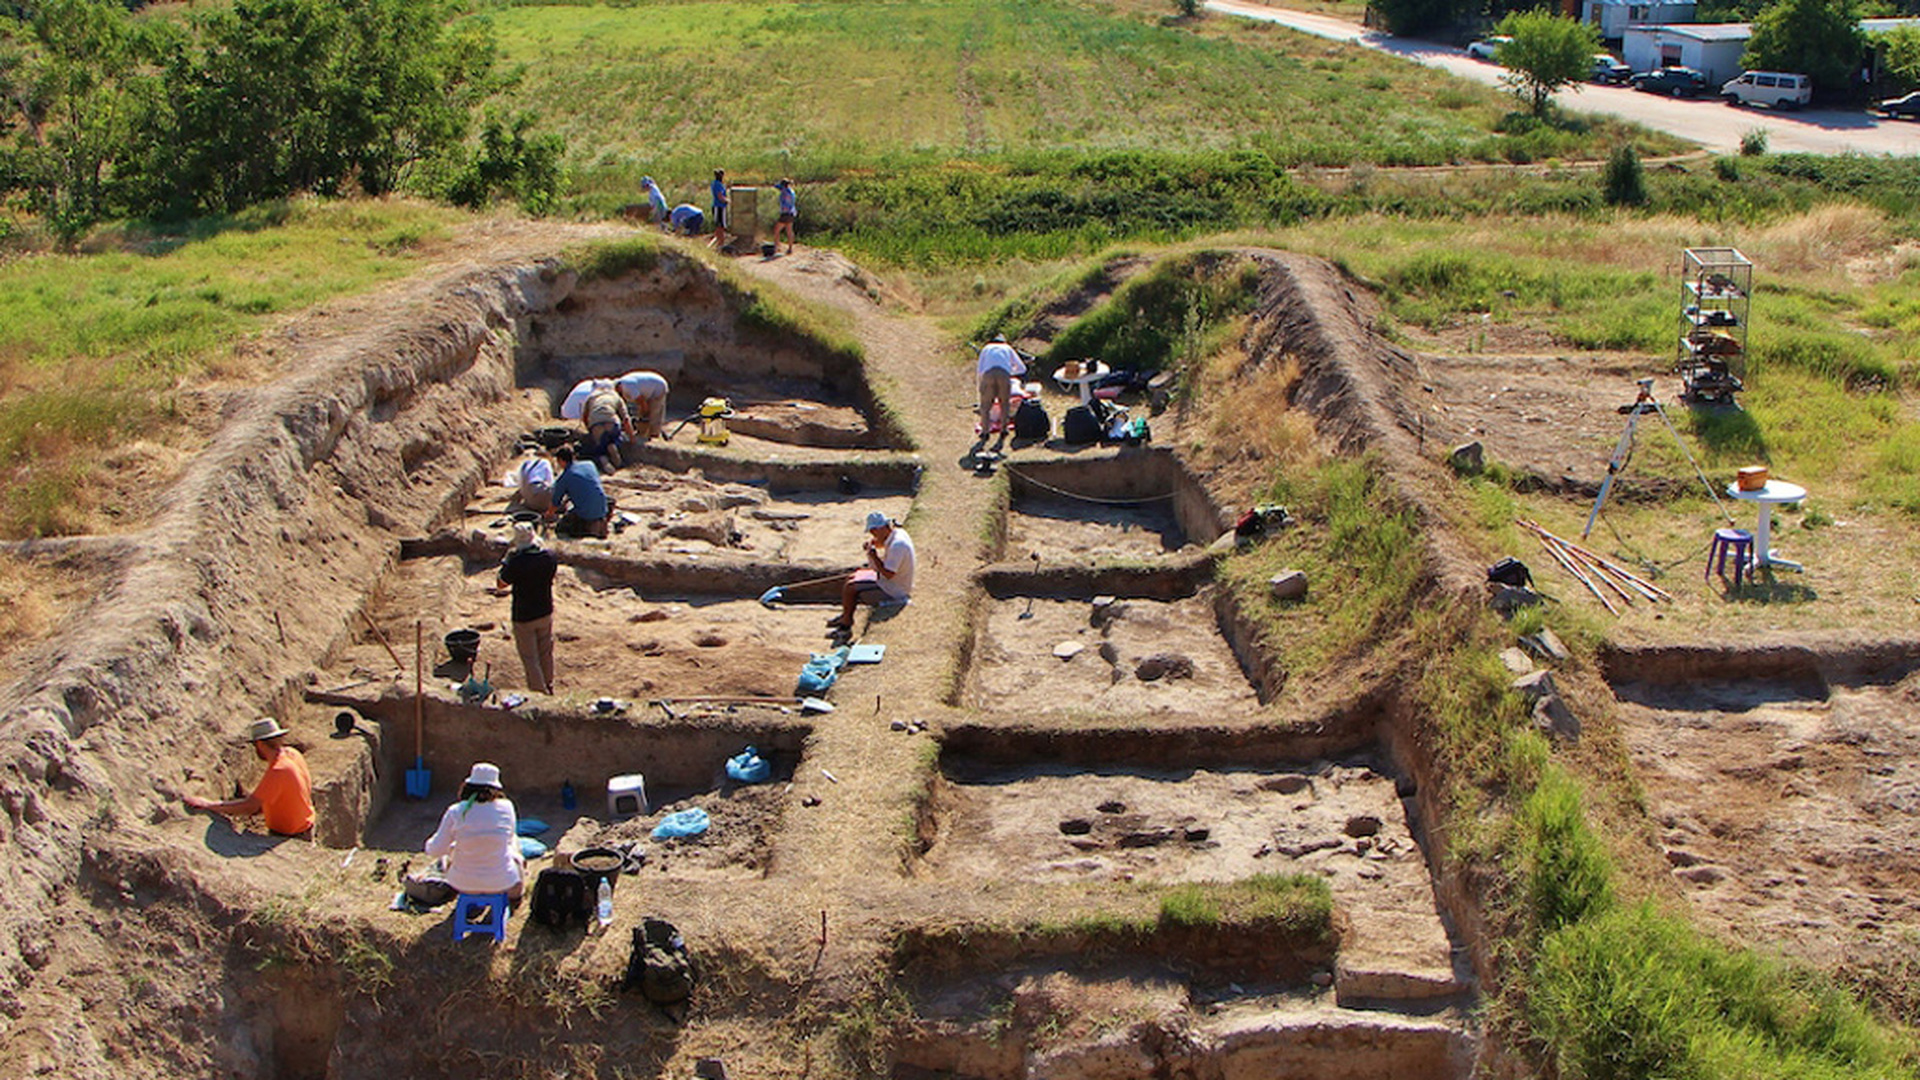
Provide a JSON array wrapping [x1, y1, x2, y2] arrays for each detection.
[[1582, 378, 1733, 540]]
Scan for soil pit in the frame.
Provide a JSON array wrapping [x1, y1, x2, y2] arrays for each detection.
[[361, 553, 859, 700], [917, 760, 1462, 1003], [963, 593, 1260, 716], [1002, 452, 1226, 563], [1007, 494, 1187, 562], [468, 460, 914, 565], [1613, 668, 1920, 972]]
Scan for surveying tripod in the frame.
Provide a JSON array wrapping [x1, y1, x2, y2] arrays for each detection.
[[1582, 378, 1733, 540]]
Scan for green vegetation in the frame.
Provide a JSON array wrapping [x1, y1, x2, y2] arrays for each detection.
[[0, 198, 461, 536], [1743, 0, 1868, 98], [1221, 455, 1427, 675], [1495, 11, 1602, 117], [0, 0, 559, 238], [1603, 144, 1648, 206], [1038, 252, 1264, 373], [1157, 873, 1333, 936]]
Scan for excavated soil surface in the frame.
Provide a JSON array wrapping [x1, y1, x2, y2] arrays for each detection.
[[917, 760, 1461, 1003], [1005, 494, 1189, 561], [963, 594, 1258, 717], [1614, 668, 1920, 972]]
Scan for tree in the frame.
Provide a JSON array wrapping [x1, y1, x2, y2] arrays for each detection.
[[1742, 0, 1866, 99], [1873, 24, 1920, 90], [1495, 10, 1599, 117], [1369, 0, 1465, 35]]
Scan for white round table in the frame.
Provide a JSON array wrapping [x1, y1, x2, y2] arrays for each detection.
[[1052, 361, 1110, 406], [1724, 479, 1806, 571]]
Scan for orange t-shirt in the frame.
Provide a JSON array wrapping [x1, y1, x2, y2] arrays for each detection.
[[253, 747, 314, 836]]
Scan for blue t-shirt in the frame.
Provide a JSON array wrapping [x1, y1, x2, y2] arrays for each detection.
[[778, 185, 796, 216], [552, 461, 609, 521], [669, 204, 703, 231], [710, 178, 729, 211], [645, 182, 668, 219]]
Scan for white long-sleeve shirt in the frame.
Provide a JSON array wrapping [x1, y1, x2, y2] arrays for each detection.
[[423, 796, 523, 894], [976, 342, 1024, 377]]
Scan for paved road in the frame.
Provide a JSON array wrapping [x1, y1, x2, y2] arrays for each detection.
[[1207, 0, 1920, 155]]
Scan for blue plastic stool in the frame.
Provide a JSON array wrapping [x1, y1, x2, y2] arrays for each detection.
[[452, 892, 509, 943], [1706, 527, 1754, 585]]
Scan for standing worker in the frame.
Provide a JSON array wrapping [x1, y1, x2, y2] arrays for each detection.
[[773, 178, 797, 255], [709, 167, 730, 250], [494, 522, 558, 694], [615, 370, 671, 442], [828, 511, 916, 634], [975, 333, 1025, 444], [641, 175, 669, 227], [182, 717, 315, 839]]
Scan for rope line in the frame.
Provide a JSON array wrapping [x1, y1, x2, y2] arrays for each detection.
[[1001, 465, 1178, 506]]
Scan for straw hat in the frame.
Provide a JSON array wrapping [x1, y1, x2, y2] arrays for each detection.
[[465, 762, 503, 789], [243, 717, 289, 742]]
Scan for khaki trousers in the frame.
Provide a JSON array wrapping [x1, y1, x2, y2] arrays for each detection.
[[512, 614, 555, 694]]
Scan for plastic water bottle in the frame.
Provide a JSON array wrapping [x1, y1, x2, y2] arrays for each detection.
[[596, 878, 613, 930], [560, 780, 576, 811]]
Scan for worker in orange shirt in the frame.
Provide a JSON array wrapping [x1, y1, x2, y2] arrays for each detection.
[[184, 717, 314, 838]]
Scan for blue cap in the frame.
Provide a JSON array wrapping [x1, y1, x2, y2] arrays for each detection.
[[865, 511, 890, 531]]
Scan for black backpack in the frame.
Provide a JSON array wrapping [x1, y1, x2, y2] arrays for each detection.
[[1012, 398, 1050, 440], [529, 867, 589, 931], [623, 917, 695, 1005], [1061, 404, 1102, 445]]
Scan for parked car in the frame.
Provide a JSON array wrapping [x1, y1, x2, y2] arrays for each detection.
[[1873, 90, 1920, 119], [1465, 35, 1512, 61], [1721, 70, 1812, 109], [1590, 54, 1631, 84], [1629, 66, 1711, 97]]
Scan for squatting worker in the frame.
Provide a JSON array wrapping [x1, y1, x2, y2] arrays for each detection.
[[581, 383, 631, 471], [975, 333, 1025, 441], [503, 449, 554, 513], [548, 444, 611, 539], [406, 762, 526, 905], [615, 369, 671, 441], [641, 175, 669, 227], [669, 203, 705, 236], [495, 522, 558, 694], [773, 178, 797, 254], [829, 511, 916, 633], [183, 717, 314, 838], [709, 167, 730, 249]]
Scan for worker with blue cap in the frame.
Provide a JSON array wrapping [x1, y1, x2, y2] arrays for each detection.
[[828, 511, 915, 635]]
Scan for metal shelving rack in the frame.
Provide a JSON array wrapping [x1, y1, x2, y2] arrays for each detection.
[[1677, 247, 1751, 405]]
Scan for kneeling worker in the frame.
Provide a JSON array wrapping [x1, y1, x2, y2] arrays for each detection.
[[183, 717, 314, 839], [829, 511, 915, 633], [548, 444, 611, 539]]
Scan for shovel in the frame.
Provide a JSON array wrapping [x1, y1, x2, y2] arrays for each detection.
[[405, 621, 431, 799], [757, 568, 857, 609], [656, 695, 836, 715]]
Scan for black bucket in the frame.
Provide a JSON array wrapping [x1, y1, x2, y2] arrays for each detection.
[[444, 628, 481, 664], [535, 425, 576, 450], [572, 846, 622, 896]]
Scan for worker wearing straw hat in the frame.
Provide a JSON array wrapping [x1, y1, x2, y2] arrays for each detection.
[[183, 717, 314, 838]]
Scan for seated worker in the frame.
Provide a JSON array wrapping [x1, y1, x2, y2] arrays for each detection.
[[580, 385, 630, 471], [405, 762, 525, 906], [548, 444, 611, 539], [182, 717, 314, 839], [615, 370, 670, 441], [829, 511, 915, 634], [668, 203, 705, 236], [502, 449, 554, 513]]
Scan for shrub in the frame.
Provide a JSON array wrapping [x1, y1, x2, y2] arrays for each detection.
[[1741, 128, 1771, 156], [1603, 144, 1648, 206]]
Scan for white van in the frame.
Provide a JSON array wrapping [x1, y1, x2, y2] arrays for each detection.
[[1721, 71, 1812, 109]]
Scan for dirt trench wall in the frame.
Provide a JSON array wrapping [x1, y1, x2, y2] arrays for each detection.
[[1007, 450, 1227, 550], [0, 253, 603, 1050]]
